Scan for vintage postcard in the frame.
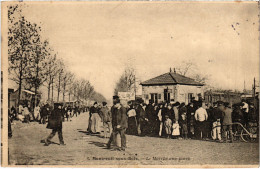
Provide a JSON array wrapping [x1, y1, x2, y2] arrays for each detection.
[[1, 1, 259, 167]]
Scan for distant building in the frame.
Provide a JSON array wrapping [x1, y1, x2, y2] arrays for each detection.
[[9, 89, 41, 109], [141, 71, 204, 104], [204, 90, 242, 106]]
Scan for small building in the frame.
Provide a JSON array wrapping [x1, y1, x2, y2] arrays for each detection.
[[141, 71, 204, 104]]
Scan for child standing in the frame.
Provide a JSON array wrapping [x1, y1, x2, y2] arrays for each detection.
[[172, 120, 180, 139], [179, 112, 188, 139], [164, 115, 172, 139]]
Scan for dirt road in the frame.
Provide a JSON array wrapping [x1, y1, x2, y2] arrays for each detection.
[[8, 112, 259, 166]]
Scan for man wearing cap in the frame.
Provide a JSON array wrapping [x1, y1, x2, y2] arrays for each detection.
[[222, 102, 233, 143], [43, 103, 65, 146], [107, 96, 128, 151]]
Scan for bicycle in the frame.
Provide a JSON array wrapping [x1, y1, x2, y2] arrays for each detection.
[[232, 122, 258, 143]]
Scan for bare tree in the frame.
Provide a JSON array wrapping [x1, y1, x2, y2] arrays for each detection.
[[67, 73, 75, 102], [44, 54, 59, 101], [25, 40, 49, 107], [8, 5, 43, 106], [175, 60, 196, 76], [83, 80, 94, 100], [61, 71, 74, 102], [114, 67, 135, 95], [55, 59, 64, 102]]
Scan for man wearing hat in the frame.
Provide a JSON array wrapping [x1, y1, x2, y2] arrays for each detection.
[[43, 103, 65, 146], [107, 96, 128, 151], [222, 102, 233, 143], [136, 99, 148, 136]]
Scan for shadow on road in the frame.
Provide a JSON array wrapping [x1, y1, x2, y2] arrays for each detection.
[[88, 141, 119, 151], [40, 140, 60, 146], [78, 130, 106, 139], [88, 141, 106, 148], [78, 130, 89, 134]]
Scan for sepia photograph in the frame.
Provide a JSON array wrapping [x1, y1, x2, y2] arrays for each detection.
[[1, 1, 259, 167]]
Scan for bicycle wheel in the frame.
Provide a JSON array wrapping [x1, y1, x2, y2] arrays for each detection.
[[233, 131, 241, 142], [241, 127, 258, 143], [241, 129, 251, 142]]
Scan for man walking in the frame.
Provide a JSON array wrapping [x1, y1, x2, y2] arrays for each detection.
[[42, 103, 65, 146], [107, 96, 128, 151]]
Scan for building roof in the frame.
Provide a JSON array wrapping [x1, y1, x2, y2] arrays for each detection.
[[141, 72, 204, 86]]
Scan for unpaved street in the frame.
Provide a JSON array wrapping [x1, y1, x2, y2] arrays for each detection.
[[9, 113, 259, 166]]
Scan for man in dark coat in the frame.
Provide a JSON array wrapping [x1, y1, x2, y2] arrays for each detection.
[[43, 103, 65, 146], [136, 101, 148, 136], [212, 102, 224, 141], [40, 103, 49, 124], [107, 96, 128, 151], [146, 100, 156, 135]]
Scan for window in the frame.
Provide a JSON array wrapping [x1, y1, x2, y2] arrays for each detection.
[[151, 93, 159, 104], [158, 94, 161, 99], [188, 93, 193, 103]]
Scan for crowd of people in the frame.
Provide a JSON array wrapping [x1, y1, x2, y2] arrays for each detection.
[[9, 103, 92, 123], [8, 102, 89, 138], [8, 97, 259, 149], [84, 97, 259, 150], [123, 98, 258, 143]]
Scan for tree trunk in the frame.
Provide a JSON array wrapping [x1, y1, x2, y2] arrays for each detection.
[[34, 63, 39, 108], [17, 61, 23, 107], [18, 77, 22, 107], [57, 76, 61, 102], [57, 89, 60, 102], [47, 82, 51, 100], [62, 83, 66, 102], [51, 78, 54, 101]]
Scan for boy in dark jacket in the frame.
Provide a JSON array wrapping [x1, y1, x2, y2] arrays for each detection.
[[179, 112, 188, 139]]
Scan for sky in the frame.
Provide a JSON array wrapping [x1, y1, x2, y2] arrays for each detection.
[[7, 2, 259, 100]]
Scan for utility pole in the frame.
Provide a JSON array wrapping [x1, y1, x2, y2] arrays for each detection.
[[253, 77, 256, 107], [134, 71, 136, 101], [243, 80, 246, 93]]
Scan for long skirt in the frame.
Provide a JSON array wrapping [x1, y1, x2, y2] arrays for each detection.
[[91, 113, 101, 133], [34, 111, 41, 121], [127, 117, 137, 135], [85, 111, 90, 131], [159, 121, 163, 136]]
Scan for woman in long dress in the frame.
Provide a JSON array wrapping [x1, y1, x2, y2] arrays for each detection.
[[127, 105, 138, 135], [90, 102, 101, 134], [34, 105, 41, 122]]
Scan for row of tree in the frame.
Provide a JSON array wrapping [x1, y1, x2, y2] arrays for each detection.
[[8, 5, 106, 107]]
